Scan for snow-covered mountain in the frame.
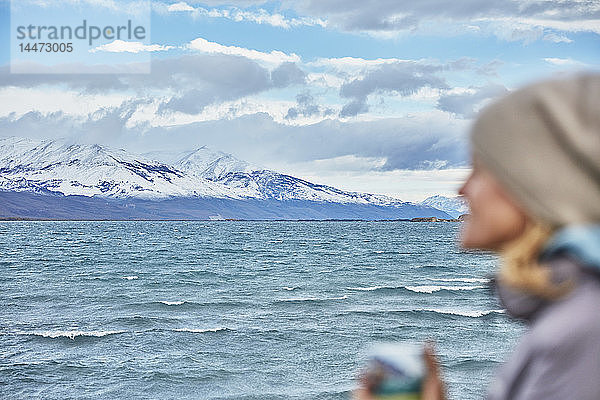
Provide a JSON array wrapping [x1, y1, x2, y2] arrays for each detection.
[[174, 147, 260, 180], [420, 195, 468, 218], [148, 148, 423, 206], [143, 146, 261, 181], [0, 136, 453, 220], [0, 137, 235, 199], [0, 136, 413, 205]]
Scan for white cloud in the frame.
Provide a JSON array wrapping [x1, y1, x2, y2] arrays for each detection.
[[482, 19, 545, 43], [516, 18, 600, 35], [306, 72, 345, 88], [0, 87, 127, 118], [266, 1, 600, 42], [90, 40, 175, 53], [273, 163, 471, 203], [309, 57, 421, 84], [224, 9, 326, 29], [149, 96, 332, 127], [142, 97, 292, 127], [161, 2, 326, 29], [311, 155, 388, 171], [437, 84, 508, 118], [311, 56, 408, 70], [543, 33, 573, 43], [473, 17, 600, 42], [543, 57, 586, 66], [167, 1, 194, 12], [186, 37, 301, 65]]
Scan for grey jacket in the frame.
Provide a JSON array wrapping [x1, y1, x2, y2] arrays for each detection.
[[487, 255, 600, 400]]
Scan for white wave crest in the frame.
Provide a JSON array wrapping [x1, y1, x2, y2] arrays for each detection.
[[279, 295, 348, 302], [347, 285, 396, 291], [159, 301, 185, 306], [20, 330, 125, 340], [418, 308, 505, 318], [175, 327, 229, 333], [429, 277, 489, 283], [405, 285, 485, 293]]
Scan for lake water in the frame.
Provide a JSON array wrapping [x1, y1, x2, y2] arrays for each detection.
[[0, 221, 524, 399]]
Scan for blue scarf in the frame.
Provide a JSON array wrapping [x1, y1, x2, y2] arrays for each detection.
[[540, 224, 600, 269]]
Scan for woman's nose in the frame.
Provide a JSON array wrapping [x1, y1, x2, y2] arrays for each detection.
[[458, 180, 467, 196]]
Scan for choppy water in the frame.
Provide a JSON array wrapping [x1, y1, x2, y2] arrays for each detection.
[[0, 221, 524, 399]]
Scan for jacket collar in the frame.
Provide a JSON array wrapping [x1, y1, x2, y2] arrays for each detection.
[[494, 224, 600, 321], [540, 224, 600, 269], [493, 255, 582, 322]]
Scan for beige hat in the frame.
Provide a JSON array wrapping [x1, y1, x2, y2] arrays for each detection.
[[471, 74, 600, 227]]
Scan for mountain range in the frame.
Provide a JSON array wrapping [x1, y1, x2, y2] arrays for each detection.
[[0, 137, 464, 220], [420, 195, 468, 218]]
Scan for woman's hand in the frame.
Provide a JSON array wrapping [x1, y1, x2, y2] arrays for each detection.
[[352, 366, 379, 400], [352, 376, 375, 400], [422, 342, 446, 400]]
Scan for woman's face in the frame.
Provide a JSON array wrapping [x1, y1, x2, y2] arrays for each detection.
[[458, 158, 529, 251]]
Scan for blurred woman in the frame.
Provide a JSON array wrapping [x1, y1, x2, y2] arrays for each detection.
[[457, 74, 600, 400], [357, 74, 600, 399]]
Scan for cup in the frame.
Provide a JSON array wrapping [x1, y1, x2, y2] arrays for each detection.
[[363, 342, 424, 399]]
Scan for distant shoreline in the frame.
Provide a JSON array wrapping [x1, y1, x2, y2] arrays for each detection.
[[0, 217, 464, 222]]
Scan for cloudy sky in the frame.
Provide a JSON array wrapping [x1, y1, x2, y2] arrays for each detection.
[[1, 0, 599, 201]]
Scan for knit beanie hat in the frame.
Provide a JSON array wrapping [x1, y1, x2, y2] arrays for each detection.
[[470, 74, 600, 227]]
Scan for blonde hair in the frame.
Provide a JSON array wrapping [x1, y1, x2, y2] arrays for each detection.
[[498, 220, 572, 299]]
